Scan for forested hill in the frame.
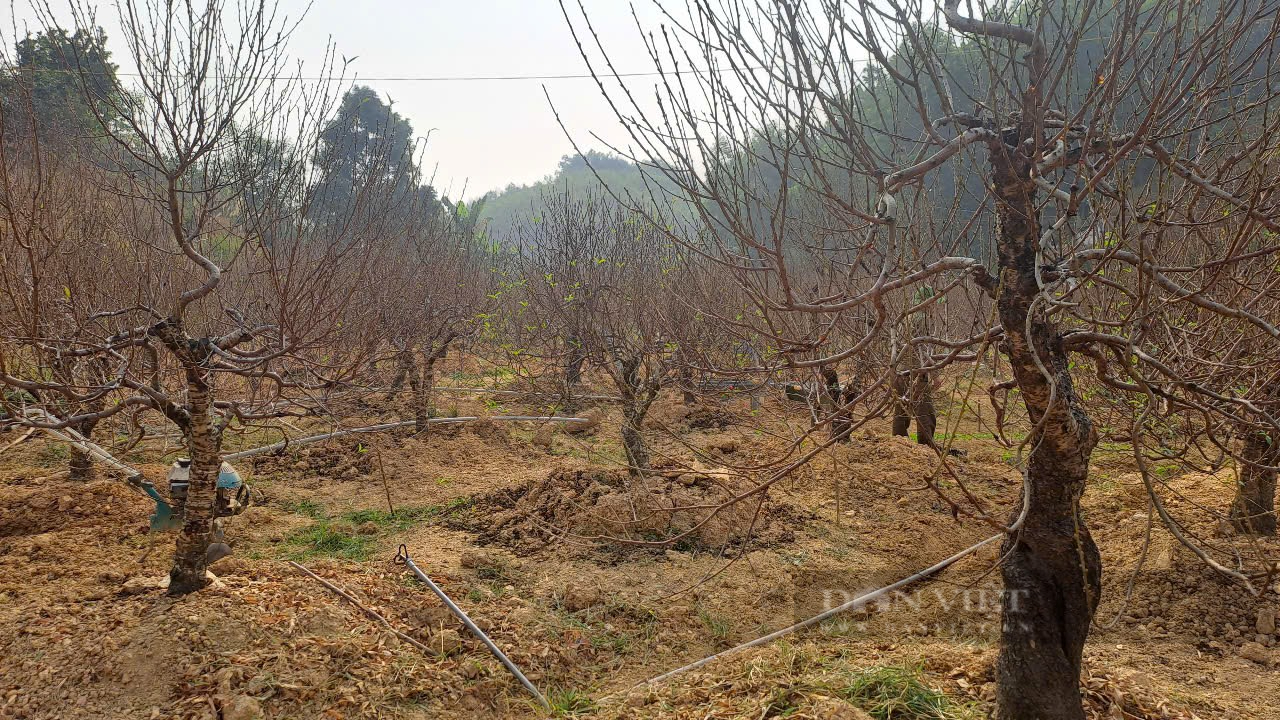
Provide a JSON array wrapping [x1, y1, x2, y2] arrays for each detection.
[[476, 150, 686, 240]]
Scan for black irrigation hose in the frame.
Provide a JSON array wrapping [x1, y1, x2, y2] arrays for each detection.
[[395, 545, 551, 711]]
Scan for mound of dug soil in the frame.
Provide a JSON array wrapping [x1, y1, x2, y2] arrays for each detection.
[[0, 479, 150, 540], [248, 443, 374, 480], [472, 467, 794, 555], [682, 406, 738, 430], [1108, 531, 1280, 655]]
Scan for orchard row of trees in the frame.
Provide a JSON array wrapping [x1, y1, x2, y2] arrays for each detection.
[[0, 0, 726, 595], [2, 1, 1279, 719], [559, 0, 1280, 718]]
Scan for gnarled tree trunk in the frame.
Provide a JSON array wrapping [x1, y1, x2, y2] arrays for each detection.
[[891, 368, 912, 438], [911, 374, 937, 449], [891, 373, 937, 448], [168, 369, 222, 596], [614, 352, 659, 477], [620, 406, 650, 476], [820, 366, 853, 442], [1231, 428, 1277, 535], [67, 417, 98, 482], [565, 335, 586, 387], [68, 446, 95, 481], [388, 347, 414, 394], [990, 134, 1099, 720], [407, 354, 430, 432]]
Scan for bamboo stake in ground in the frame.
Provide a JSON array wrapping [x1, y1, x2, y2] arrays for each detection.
[[1, 427, 37, 454], [373, 444, 395, 517]]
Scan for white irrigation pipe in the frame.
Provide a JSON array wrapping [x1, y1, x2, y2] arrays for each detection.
[[223, 421, 417, 460], [223, 415, 590, 461], [621, 533, 1002, 694], [18, 411, 588, 467], [21, 409, 142, 478], [487, 415, 592, 423]]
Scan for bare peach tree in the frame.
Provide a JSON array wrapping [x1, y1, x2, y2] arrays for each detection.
[[565, 0, 1280, 715], [0, 0, 405, 595], [514, 192, 695, 474], [0, 97, 133, 479], [374, 200, 497, 431]]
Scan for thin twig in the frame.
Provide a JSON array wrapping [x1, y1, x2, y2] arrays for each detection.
[[1, 427, 37, 454], [374, 444, 395, 517], [287, 561, 433, 655]]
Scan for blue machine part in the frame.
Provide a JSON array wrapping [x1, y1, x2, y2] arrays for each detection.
[[141, 482, 182, 532], [216, 463, 243, 490]]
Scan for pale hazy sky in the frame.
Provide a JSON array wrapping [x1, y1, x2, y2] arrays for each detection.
[[3, 1, 668, 199]]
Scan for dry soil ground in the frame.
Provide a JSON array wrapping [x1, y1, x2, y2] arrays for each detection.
[[2, 383, 1279, 719]]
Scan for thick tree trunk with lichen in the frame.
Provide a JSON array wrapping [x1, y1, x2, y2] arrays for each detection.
[[1231, 429, 1277, 535], [168, 369, 221, 595], [147, 318, 224, 596], [989, 135, 1099, 720]]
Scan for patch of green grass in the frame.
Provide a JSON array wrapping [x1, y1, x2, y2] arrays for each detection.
[[817, 617, 861, 637], [38, 442, 69, 464], [284, 523, 376, 561], [778, 550, 810, 567], [545, 686, 595, 716], [936, 431, 997, 442], [281, 498, 326, 519], [838, 664, 980, 720], [552, 609, 648, 655], [698, 606, 734, 645], [340, 497, 475, 529], [280, 497, 475, 561]]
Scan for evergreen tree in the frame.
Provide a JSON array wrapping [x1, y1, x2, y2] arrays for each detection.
[[0, 27, 119, 145], [311, 85, 438, 224]]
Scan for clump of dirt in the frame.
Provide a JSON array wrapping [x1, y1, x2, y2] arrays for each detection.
[[464, 418, 512, 445], [249, 443, 374, 479], [471, 467, 793, 556], [683, 405, 738, 430], [1105, 531, 1279, 652], [0, 479, 149, 540]]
